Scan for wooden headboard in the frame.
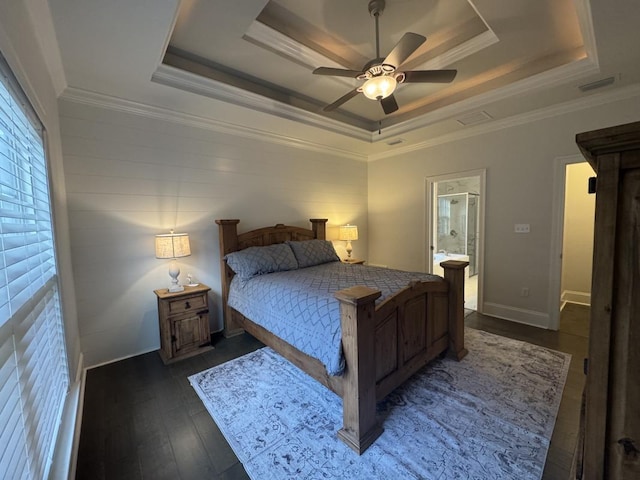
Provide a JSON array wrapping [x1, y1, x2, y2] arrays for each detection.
[[215, 219, 328, 336]]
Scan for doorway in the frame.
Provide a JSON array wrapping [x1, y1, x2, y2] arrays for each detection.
[[549, 155, 595, 330], [426, 170, 485, 312]]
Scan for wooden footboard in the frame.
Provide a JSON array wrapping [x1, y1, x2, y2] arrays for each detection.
[[335, 260, 467, 452], [215, 219, 467, 454]]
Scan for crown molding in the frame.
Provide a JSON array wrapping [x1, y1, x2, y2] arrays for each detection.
[[24, 0, 67, 97], [244, 20, 346, 71], [242, 20, 356, 92], [574, 0, 598, 68], [153, 35, 598, 147], [245, 18, 498, 74], [160, 24, 498, 141], [58, 81, 640, 166], [369, 82, 640, 161], [374, 0, 598, 142], [59, 80, 640, 166], [418, 29, 498, 71], [150, 0, 596, 146], [374, 55, 600, 142], [151, 63, 374, 142], [0, 18, 48, 120], [59, 87, 369, 162]]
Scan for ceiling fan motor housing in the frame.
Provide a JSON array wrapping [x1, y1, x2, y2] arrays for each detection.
[[368, 0, 386, 17], [358, 62, 395, 80]]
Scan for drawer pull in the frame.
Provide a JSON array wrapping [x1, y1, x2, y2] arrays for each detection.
[[184, 301, 191, 309]]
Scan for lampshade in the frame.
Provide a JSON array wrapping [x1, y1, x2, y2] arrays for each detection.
[[155, 232, 191, 259], [339, 225, 359, 241], [361, 75, 397, 100]]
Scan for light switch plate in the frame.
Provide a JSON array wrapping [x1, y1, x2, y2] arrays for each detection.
[[514, 224, 530, 233]]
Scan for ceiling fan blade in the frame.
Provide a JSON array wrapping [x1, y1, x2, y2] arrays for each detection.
[[380, 94, 399, 115], [402, 69, 458, 83], [323, 89, 361, 112], [383, 32, 426, 69], [313, 67, 363, 78]]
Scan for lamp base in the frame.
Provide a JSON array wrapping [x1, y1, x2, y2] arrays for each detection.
[[168, 259, 183, 293], [346, 240, 353, 259]]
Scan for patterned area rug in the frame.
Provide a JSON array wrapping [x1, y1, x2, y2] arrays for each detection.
[[189, 328, 570, 479]]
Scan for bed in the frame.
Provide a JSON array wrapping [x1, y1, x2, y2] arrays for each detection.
[[216, 219, 468, 454]]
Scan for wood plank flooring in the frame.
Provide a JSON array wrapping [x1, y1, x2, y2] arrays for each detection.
[[76, 306, 589, 479]]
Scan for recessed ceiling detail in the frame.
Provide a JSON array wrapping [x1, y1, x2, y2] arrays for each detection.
[[153, 0, 592, 140]]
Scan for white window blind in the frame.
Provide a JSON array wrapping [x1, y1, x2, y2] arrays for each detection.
[[0, 53, 69, 480]]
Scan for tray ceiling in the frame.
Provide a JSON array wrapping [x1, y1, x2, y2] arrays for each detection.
[[157, 0, 587, 134]]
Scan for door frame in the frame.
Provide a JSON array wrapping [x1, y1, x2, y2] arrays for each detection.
[[425, 169, 486, 312], [548, 154, 594, 330]]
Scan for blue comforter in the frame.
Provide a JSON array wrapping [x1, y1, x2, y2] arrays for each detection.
[[227, 261, 441, 375]]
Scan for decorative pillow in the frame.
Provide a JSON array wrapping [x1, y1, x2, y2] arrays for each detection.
[[225, 243, 298, 280], [286, 239, 340, 268]]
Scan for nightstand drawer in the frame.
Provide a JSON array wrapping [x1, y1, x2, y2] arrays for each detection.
[[167, 293, 207, 315]]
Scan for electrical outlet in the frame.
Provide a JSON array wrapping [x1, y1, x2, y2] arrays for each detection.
[[521, 287, 530, 297], [514, 224, 530, 233]]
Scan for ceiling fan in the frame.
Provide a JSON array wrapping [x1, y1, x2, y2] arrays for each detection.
[[313, 0, 457, 115]]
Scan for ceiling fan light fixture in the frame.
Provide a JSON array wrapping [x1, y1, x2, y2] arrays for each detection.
[[313, 0, 455, 114], [361, 75, 397, 100]]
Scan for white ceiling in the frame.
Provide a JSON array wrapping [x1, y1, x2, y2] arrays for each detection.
[[45, 0, 640, 157]]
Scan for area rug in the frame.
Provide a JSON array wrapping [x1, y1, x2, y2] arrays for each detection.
[[189, 328, 571, 479]]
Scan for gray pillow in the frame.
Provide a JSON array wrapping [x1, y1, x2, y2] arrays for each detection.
[[286, 239, 340, 268], [225, 243, 298, 280]]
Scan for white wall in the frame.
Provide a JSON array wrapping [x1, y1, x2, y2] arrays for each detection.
[[368, 93, 640, 328], [58, 100, 369, 367], [0, 0, 81, 377], [561, 162, 595, 305]]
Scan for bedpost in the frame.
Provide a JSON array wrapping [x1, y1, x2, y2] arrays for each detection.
[[215, 219, 243, 337], [334, 285, 383, 454], [310, 218, 328, 240], [441, 260, 469, 360]]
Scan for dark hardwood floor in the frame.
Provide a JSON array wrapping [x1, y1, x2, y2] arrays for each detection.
[[76, 305, 589, 480]]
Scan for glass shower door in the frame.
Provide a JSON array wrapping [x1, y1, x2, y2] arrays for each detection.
[[466, 194, 479, 276], [437, 193, 467, 255]]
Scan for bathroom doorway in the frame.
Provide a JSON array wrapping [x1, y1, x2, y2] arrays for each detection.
[[426, 170, 485, 312]]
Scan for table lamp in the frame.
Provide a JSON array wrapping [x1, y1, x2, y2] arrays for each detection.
[[339, 224, 358, 259], [155, 231, 191, 292]]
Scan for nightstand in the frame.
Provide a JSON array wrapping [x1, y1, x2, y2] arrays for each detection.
[[342, 258, 365, 265], [154, 283, 213, 364]]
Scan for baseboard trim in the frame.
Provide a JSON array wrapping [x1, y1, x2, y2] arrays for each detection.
[[50, 352, 84, 480], [482, 302, 551, 329], [561, 290, 591, 306], [68, 356, 87, 480], [85, 346, 160, 371]]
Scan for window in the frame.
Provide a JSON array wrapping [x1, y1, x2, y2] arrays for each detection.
[[0, 53, 69, 479]]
